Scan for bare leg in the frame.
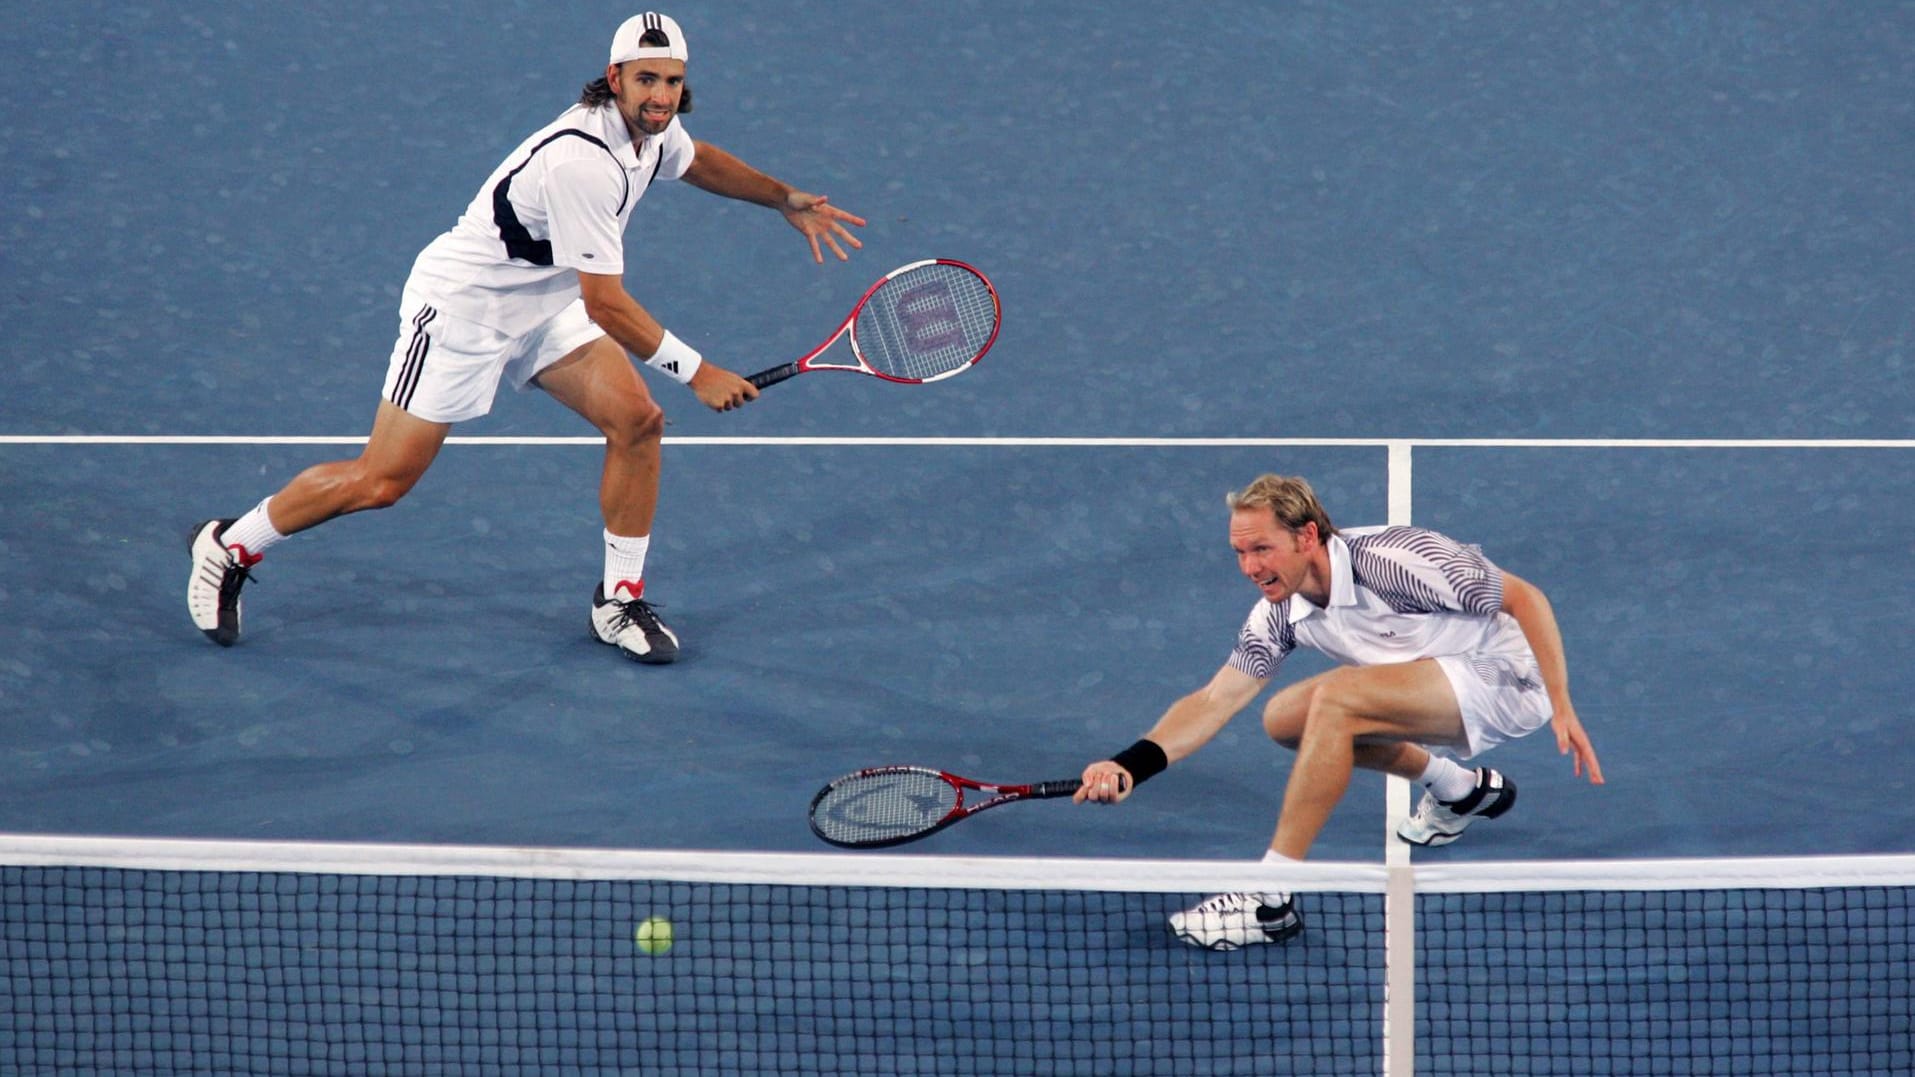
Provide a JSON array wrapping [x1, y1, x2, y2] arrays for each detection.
[[1264, 661, 1467, 859], [1263, 673, 1440, 780], [264, 400, 450, 534], [531, 336, 665, 536]]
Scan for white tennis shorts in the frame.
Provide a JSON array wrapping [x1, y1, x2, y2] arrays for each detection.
[[381, 292, 606, 423], [1434, 650, 1553, 760]]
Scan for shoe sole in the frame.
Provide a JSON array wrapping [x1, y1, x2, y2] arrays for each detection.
[[1170, 912, 1304, 950], [1396, 827, 1464, 848], [590, 619, 680, 665], [1175, 929, 1246, 952], [602, 637, 679, 665]]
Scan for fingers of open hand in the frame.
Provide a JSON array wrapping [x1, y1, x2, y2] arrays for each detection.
[[1580, 740, 1606, 785], [1560, 726, 1605, 785]]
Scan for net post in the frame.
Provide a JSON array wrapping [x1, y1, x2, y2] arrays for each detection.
[[1382, 438, 1416, 1077], [1383, 852, 1415, 1076]]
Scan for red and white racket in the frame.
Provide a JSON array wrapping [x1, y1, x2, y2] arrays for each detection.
[[746, 259, 1000, 390], [807, 765, 1089, 849]]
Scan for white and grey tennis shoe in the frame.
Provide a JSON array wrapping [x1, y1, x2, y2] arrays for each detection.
[[1397, 768, 1518, 847], [1169, 891, 1303, 950], [590, 583, 680, 664], [187, 518, 255, 647]]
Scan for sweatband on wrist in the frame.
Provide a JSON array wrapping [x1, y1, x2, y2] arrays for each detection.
[[1109, 739, 1169, 785], [645, 330, 703, 384]]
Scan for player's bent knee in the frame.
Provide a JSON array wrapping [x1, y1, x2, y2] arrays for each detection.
[[1262, 708, 1304, 748], [1298, 677, 1367, 733], [603, 399, 666, 448], [1261, 686, 1313, 746], [360, 475, 416, 511], [346, 463, 423, 512], [1302, 669, 1410, 742], [1309, 666, 1370, 707]]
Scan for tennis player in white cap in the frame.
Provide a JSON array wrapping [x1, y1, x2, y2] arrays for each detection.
[[188, 12, 865, 664]]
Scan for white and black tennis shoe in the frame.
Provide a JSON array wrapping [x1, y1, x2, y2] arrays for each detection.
[[1169, 891, 1303, 950], [591, 583, 680, 664], [1397, 767, 1517, 847], [187, 518, 256, 647]]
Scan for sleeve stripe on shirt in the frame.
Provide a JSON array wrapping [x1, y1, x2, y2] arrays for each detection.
[[1349, 527, 1503, 616], [1229, 603, 1296, 680]]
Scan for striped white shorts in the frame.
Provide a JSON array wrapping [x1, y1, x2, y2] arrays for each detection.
[[381, 292, 605, 423], [1433, 650, 1554, 760]]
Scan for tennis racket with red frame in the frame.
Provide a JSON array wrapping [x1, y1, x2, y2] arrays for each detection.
[[807, 765, 1091, 849], [746, 259, 1000, 390]]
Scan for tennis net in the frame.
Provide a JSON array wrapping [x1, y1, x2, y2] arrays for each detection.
[[2, 835, 1909, 1075]]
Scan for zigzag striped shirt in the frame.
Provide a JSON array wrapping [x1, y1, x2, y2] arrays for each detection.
[[1227, 526, 1531, 680]]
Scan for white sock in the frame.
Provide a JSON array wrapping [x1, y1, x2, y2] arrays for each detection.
[[1259, 848, 1296, 904], [603, 529, 651, 599], [1418, 755, 1478, 803], [219, 498, 286, 564]]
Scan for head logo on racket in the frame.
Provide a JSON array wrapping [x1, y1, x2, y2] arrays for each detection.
[[746, 260, 1000, 391]]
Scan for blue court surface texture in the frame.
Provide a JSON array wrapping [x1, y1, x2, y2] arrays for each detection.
[[2, 1, 1911, 868]]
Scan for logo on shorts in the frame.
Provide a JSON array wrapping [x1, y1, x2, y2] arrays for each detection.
[[582, 252, 597, 259]]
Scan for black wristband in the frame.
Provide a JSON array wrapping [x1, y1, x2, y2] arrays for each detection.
[[1109, 738, 1169, 785]]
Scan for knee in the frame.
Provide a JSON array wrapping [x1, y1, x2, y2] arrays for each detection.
[[1296, 668, 1385, 744], [336, 456, 421, 511], [358, 471, 416, 511], [1305, 669, 1362, 721], [1262, 692, 1309, 749], [601, 397, 666, 449]]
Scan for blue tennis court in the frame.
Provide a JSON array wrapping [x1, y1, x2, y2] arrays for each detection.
[[3, 2, 1911, 1072], [5, 0, 1909, 860]]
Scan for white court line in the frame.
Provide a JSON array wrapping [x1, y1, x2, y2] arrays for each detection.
[[3, 435, 1912, 448]]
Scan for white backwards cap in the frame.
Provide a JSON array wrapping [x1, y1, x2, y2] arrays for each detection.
[[610, 12, 689, 65]]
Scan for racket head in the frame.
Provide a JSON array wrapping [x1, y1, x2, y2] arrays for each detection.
[[840, 259, 1001, 384], [808, 766, 964, 848]]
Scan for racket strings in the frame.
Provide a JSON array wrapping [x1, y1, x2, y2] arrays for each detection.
[[811, 769, 959, 845], [853, 263, 999, 382]]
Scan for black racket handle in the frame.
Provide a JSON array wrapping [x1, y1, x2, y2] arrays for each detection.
[[746, 363, 800, 390], [1033, 779, 1085, 799]]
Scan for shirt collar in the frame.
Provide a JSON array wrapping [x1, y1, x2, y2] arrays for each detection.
[[1284, 532, 1355, 621], [589, 103, 643, 169]]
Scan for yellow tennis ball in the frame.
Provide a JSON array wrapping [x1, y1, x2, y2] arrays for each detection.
[[635, 915, 674, 955]]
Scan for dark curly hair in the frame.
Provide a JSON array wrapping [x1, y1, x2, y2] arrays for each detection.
[[579, 26, 693, 112]]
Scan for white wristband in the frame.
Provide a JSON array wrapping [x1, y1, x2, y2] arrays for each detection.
[[644, 330, 703, 384]]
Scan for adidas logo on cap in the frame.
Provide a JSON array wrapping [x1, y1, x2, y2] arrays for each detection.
[[610, 12, 689, 65]]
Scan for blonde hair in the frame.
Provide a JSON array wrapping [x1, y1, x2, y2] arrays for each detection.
[[1225, 474, 1337, 540]]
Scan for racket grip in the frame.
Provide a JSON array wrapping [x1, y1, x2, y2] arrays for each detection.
[[1035, 779, 1084, 799], [746, 363, 801, 390]]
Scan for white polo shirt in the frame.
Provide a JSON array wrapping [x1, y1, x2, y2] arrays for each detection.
[[404, 103, 697, 336], [1227, 526, 1532, 680]]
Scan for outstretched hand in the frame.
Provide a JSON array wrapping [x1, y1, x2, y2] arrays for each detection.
[[781, 192, 866, 263], [1553, 701, 1605, 784]]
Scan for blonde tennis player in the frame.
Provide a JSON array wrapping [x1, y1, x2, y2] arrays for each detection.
[[1076, 474, 1603, 949], [188, 12, 864, 662]]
